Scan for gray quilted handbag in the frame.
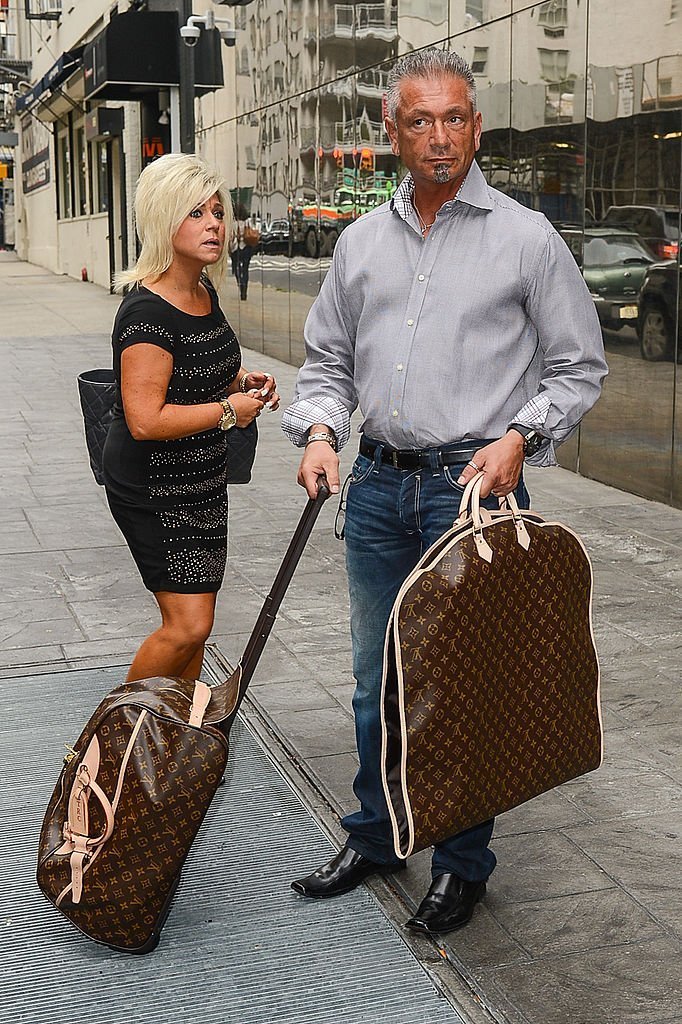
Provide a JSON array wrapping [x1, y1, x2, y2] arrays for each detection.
[[77, 369, 116, 486], [76, 369, 257, 486]]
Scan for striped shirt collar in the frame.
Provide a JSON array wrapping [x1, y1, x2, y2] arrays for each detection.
[[391, 159, 494, 223]]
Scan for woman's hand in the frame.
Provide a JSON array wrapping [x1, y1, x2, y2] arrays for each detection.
[[228, 392, 265, 427], [238, 371, 280, 411]]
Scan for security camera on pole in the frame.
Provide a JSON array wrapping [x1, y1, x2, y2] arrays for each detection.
[[177, 0, 254, 154]]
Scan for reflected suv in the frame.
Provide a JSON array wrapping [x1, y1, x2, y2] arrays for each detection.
[[560, 227, 653, 330], [637, 260, 680, 361], [601, 205, 679, 261]]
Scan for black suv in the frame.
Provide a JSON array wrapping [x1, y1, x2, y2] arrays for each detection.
[[637, 260, 680, 360], [601, 205, 679, 262]]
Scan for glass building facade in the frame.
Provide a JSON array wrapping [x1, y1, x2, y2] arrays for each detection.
[[196, 0, 682, 506]]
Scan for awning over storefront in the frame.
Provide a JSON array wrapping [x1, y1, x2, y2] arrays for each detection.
[[83, 9, 223, 102], [15, 47, 84, 113]]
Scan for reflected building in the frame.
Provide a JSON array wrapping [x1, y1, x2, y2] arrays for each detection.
[[202, 0, 680, 506], [10, 0, 681, 505]]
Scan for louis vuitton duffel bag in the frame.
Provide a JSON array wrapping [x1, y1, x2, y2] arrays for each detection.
[[37, 480, 330, 952]]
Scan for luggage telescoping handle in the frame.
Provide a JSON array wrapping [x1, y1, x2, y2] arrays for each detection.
[[238, 475, 331, 690]]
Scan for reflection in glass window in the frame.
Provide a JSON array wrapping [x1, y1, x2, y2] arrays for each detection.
[[400, 0, 446, 23], [97, 144, 108, 213], [75, 126, 87, 216], [466, 0, 484, 24], [274, 60, 285, 94], [583, 235, 653, 267], [538, 0, 568, 37], [538, 48, 569, 81], [88, 140, 108, 214], [57, 132, 72, 220], [472, 47, 488, 75]]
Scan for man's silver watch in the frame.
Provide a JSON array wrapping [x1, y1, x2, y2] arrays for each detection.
[[508, 423, 544, 456], [218, 398, 237, 431]]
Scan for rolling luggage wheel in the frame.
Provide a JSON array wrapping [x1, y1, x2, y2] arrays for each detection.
[[107, 874, 181, 955]]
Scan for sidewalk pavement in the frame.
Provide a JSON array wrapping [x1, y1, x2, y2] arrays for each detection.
[[2, 251, 681, 1024]]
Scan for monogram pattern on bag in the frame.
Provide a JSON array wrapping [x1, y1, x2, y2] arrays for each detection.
[[387, 517, 601, 856], [38, 679, 228, 951]]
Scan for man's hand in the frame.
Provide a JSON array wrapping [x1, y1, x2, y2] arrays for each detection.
[[456, 431, 525, 499], [298, 441, 340, 498]]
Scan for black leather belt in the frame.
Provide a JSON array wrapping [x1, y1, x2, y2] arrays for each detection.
[[359, 436, 494, 471]]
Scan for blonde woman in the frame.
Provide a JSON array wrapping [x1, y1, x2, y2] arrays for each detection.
[[102, 153, 279, 683]]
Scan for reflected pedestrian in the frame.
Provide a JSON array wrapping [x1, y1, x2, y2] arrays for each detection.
[[230, 203, 260, 300]]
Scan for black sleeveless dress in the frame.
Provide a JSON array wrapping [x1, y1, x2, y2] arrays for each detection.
[[102, 280, 241, 593]]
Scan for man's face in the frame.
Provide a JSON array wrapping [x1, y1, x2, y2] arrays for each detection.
[[385, 74, 482, 187]]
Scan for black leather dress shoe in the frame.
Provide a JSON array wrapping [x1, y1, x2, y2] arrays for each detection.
[[291, 845, 405, 899], [405, 873, 486, 934]]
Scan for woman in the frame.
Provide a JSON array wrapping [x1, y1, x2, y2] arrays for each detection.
[[102, 153, 279, 684], [229, 202, 259, 300]]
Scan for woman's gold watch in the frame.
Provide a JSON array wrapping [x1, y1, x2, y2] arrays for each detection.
[[218, 398, 237, 431]]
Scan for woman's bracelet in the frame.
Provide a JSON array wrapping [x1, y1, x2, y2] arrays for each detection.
[[239, 373, 249, 393]]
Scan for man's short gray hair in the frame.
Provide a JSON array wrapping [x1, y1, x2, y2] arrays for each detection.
[[385, 48, 477, 121]]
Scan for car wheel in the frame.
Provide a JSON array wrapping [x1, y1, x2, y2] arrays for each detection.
[[639, 307, 673, 361]]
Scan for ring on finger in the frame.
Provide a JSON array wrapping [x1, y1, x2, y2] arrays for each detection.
[[468, 459, 480, 471]]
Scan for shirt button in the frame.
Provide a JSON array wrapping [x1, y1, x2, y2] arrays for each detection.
[[392, 409, 399, 417], [418, 274, 425, 281], [407, 319, 414, 326], [396, 363, 403, 371]]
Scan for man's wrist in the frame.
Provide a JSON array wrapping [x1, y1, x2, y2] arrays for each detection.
[[507, 424, 544, 456], [507, 423, 532, 439], [506, 428, 525, 439], [305, 426, 338, 452]]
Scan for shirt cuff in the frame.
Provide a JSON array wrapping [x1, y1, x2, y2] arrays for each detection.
[[511, 393, 552, 431], [281, 396, 352, 449]]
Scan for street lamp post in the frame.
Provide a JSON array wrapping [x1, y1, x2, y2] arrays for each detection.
[[176, 0, 251, 154], [178, 0, 196, 153]]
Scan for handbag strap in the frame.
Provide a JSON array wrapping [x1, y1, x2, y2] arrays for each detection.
[[457, 472, 531, 561]]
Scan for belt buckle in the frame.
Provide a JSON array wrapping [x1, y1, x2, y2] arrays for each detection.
[[391, 451, 399, 469]]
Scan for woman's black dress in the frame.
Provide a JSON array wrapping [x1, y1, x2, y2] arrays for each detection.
[[102, 280, 241, 594]]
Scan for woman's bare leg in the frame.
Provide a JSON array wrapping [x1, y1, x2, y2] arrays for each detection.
[[126, 592, 217, 682], [180, 643, 206, 682]]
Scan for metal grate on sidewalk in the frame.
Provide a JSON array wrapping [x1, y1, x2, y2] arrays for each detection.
[[1, 666, 465, 1024]]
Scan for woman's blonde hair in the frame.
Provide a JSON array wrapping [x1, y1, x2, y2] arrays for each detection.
[[114, 153, 232, 293]]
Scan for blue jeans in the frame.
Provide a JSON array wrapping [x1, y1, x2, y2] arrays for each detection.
[[341, 441, 530, 881]]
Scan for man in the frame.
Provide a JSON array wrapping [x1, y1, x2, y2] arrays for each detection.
[[281, 48, 607, 935]]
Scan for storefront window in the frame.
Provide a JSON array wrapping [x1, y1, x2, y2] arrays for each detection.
[[57, 131, 71, 219], [88, 140, 108, 213], [75, 125, 87, 216]]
